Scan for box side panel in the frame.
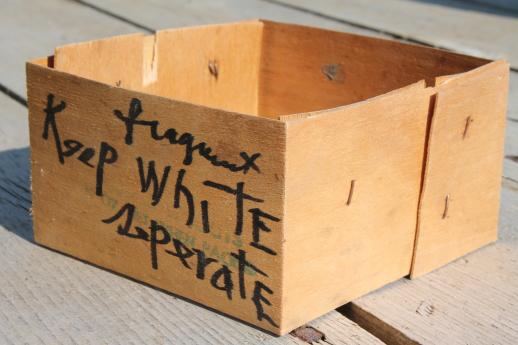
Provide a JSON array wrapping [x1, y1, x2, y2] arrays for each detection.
[[26, 63, 285, 334], [54, 33, 147, 91], [281, 82, 431, 331], [258, 21, 486, 117], [411, 61, 509, 277], [152, 21, 263, 116]]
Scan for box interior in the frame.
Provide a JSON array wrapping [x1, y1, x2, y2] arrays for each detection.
[[50, 20, 488, 119]]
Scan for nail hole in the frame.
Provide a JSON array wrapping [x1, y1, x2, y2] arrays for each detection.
[[442, 194, 450, 219], [346, 180, 355, 206], [208, 60, 218, 79], [321, 63, 344, 82], [463, 116, 473, 139]]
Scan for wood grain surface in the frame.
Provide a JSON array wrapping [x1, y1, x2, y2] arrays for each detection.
[[1, 0, 517, 344], [412, 61, 509, 276]]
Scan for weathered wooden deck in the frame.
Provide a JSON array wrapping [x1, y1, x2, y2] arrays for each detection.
[[0, 0, 517, 344]]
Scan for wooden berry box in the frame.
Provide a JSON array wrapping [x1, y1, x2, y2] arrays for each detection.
[[26, 20, 508, 335]]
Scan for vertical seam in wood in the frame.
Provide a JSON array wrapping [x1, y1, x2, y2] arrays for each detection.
[[142, 33, 158, 86], [409, 90, 438, 278]]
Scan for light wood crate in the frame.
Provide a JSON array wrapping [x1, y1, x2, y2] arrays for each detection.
[[26, 20, 508, 335]]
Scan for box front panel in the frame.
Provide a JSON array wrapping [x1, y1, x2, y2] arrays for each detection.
[[282, 82, 432, 331], [26, 63, 285, 333]]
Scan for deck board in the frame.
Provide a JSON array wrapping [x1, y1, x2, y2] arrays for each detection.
[[0, 0, 138, 98], [504, 120, 518, 180], [274, 0, 518, 69], [81, 0, 381, 34], [509, 72, 518, 121]]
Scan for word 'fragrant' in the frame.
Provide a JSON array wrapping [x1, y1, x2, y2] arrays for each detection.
[[114, 98, 261, 174]]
